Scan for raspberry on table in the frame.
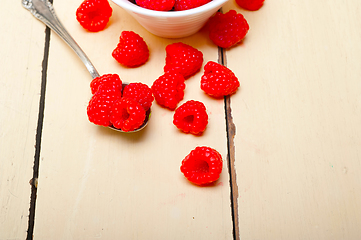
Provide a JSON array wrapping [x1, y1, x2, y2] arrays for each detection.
[[236, 0, 265, 11], [90, 74, 122, 95], [180, 146, 223, 185], [76, 0, 113, 32], [87, 91, 121, 127], [136, 0, 175, 11], [112, 31, 150, 68], [173, 0, 211, 11], [201, 61, 240, 98], [164, 42, 203, 79], [151, 72, 186, 110], [122, 82, 154, 111], [208, 10, 249, 48], [173, 100, 208, 135], [110, 97, 146, 132]]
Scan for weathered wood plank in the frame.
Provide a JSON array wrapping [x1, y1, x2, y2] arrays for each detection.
[[0, 1, 46, 239], [224, 0, 361, 239], [32, 1, 233, 239]]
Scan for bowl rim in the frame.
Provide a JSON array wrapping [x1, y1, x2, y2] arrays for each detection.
[[111, 0, 228, 18]]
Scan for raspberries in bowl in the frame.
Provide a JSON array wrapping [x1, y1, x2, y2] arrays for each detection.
[[110, 0, 229, 38]]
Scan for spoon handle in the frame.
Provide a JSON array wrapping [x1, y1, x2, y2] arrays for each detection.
[[22, 0, 100, 79]]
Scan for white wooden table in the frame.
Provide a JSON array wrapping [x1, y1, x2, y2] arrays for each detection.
[[1, 0, 361, 239]]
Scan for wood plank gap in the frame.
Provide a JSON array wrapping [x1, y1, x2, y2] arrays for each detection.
[[218, 47, 240, 240], [26, 25, 52, 240]]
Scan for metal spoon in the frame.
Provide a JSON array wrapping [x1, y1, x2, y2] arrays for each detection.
[[22, 0, 150, 133]]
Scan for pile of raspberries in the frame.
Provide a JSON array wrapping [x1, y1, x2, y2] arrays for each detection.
[[76, 0, 264, 185]]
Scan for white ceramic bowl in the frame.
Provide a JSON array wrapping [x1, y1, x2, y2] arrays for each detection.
[[111, 0, 229, 38]]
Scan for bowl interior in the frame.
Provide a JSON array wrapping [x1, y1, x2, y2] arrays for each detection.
[[111, 0, 229, 38], [111, 0, 228, 18]]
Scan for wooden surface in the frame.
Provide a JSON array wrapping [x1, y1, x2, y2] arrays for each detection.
[[1, 0, 360, 239], [224, 0, 361, 239], [0, 1, 45, 239]]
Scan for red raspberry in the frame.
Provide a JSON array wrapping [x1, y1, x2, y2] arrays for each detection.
[[180, 146, 223, 185], [93, 83, 123, 98], [122, 83, 154, 111], [110, 97, 146, 132], [76, 0, 112, 32], [90, 74, 122, 94], [164, 42, 203, 79], [112, 31, 149, 68], [236, 0, 265, 11], [87, 91, 121, 126], [136, 0, 175, 11], [208, 10, 249, 48], [201, 61, 240, 98], [173, 0, 211, 11], [151, 72, 186, 110], [173, 100, 208, 135]]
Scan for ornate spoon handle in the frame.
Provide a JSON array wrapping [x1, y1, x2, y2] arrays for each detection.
[[22, 0, 100, 79]]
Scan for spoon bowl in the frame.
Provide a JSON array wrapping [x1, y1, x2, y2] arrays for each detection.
[[108, 83, 151, 133], [22, 0, 150, 133]]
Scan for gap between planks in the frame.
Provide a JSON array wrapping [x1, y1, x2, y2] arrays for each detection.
[[26, 24, 52, 240], [219, 47, 240, 240]]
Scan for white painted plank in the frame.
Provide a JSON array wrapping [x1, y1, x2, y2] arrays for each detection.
[[224, 0, 361, 239], [0, 0, 46, 239], [33, 1, 233, 239]]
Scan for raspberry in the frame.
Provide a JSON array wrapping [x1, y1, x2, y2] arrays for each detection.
[[87, 91, 121, 126], [110, 97, 146, 132], [164, 42, 203, 79], [173, 0, 211, 11], [123, 83, 154, 111], [208, 10, 249, 48], [201, 61, 240, 98], [112, 31, 149, 68], [236, 0, 265, 11], [136, 0, 175, 11], [173, 100, 208, 135], [76, 0, 112, 32], [151, 72, 186, 110], [180, 146, 223, 185], [90, 74, 122, 94], [94, 83, 123, 98]]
